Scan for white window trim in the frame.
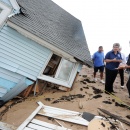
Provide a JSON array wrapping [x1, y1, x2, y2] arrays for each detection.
[[0, 1, 12, 27], [37, 58, 79, 88], [38, 52, 53, 76], [10, 0, 20, 13]]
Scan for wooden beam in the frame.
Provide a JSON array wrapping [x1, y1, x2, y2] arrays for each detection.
[[31, 119, 71, 130], [98, 108, 130, 126], [38, 102, 89, 126]]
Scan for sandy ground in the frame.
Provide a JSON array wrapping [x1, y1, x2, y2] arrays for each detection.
[[0, 66, 130, 130]]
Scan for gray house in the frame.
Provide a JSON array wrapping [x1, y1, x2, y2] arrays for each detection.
[[0, 0, 92, 105]]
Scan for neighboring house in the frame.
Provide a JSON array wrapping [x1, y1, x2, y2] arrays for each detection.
[[0, 0, 92, 105]]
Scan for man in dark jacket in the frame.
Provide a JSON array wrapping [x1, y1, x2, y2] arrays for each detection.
[[126, 54, 130, 97]]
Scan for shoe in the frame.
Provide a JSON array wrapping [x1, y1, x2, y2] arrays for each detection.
[[111, 90, 117, 93], [121, 86, 124, 89], [100, 80, 105, 84], [111, 91, 117, 95], [93, 78, 97, 82], [105, 91, 110, 95], [111, 92, 115, 95]]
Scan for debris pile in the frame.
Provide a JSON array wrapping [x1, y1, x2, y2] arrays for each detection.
[[92, 87, 103, 94], [51, 94, 85, 104]]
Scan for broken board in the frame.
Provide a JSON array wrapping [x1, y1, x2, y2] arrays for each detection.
[[17, 102, 71, 130], [17, 101, 103, 129], [38, 103, 90, 126]]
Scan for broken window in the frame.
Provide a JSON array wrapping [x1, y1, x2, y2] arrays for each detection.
[[43, 54, 61, 77], [38, 53, 79, 88]]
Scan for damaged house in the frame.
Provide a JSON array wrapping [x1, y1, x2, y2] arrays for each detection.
[[0, 0, 92, 105]]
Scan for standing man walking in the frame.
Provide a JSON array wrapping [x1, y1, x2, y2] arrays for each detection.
[[104, 43, 122, 94], [92, 46, 105, 84], [118, 47, 126, 88]]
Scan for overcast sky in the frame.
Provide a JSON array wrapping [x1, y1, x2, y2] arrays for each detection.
[[52, 0, 130, 56]]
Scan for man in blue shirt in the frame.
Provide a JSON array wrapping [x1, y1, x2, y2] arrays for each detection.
[[92, 46, 105, 84], [104, 43, 122, 94]]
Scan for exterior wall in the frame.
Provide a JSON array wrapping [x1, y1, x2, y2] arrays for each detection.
[[0, 26, 52, 80], [77, 63, 83, 73], [0, 67, 33, 99], [0, 0, 12, 6], [0, 76, 33, 102], [0, 67, 22, 98]]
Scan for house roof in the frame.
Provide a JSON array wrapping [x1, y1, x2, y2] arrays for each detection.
[[9, 0, 92, 66]]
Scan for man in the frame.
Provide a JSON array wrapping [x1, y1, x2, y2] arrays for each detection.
[[92, 46, 105, 84], [118, 47, 126, 88], [117, 54, 130, 98], [104, 43, 122, 94]]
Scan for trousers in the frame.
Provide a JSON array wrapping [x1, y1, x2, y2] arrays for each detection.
[[105, 68, 118, 92]]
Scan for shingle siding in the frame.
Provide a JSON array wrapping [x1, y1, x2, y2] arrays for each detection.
[[9, 0, 92, 66]]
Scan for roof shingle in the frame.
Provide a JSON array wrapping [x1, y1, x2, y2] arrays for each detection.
[[9, 0, 92, 66]]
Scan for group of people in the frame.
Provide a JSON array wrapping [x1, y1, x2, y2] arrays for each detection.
[[92, 43, 130, 98]]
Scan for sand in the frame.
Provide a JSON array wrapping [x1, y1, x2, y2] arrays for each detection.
[[0, 65, 130, 130]]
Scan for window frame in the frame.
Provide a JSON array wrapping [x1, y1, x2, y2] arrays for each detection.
[[55, 58, 75, 81], [38, 56, 79, 88]]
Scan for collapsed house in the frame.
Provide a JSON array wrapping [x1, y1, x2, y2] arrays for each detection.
[[0, 0, 92, 105]]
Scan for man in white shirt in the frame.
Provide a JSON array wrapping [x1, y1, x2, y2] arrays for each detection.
[[119, 47, 126, 88]]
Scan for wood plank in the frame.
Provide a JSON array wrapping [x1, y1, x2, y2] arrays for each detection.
[[21, 84, 34, 98], [98, 108, 130, 126], [38, 112, 88, 126], [17, 102, 44, 130], [31, 119, 71, 130], [28, 123, 52, 130], [39, 103, 80, 114], [23, 127, 34, 130], [38, 102, 89, 126]]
